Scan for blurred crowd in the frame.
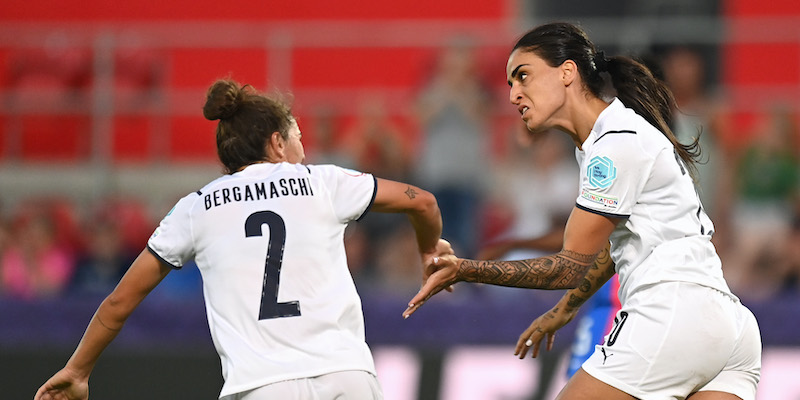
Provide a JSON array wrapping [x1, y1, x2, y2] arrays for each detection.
[[1, 42, 799, 304]]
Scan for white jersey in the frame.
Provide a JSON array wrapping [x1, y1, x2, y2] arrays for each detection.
[[575, 98, 733, 306], [147, 162, 378, 398]]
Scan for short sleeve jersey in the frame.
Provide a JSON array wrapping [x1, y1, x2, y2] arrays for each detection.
[[147, 162, 377, 398], [575, 99, 733, 305]]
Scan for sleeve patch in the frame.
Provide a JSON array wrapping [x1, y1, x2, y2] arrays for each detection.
[[580, 189, 619, 208], [587, 156, 617, 189]]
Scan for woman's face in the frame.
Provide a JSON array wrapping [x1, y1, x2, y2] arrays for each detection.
[[506, 49, 567, 134], [283, 119, 306, 164]]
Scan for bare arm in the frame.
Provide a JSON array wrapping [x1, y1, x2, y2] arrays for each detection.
[[562, 242, 616, 311], [35, 250, 171, 400], [404, 206, 620, 317], [370, 178, 442, 255], [514, 243, 616, 358]]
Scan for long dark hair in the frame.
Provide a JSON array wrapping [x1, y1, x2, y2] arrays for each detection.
[[513, 22, 701, 178], [202, 79, 294, 174]]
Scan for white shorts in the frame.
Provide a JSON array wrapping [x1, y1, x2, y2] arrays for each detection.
[[220, 370, 384, 400], [582, 281, 761, 400]]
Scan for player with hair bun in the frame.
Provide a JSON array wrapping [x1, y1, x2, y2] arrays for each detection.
[[405, 22, 761, 400], [35, 79, 447, 400]]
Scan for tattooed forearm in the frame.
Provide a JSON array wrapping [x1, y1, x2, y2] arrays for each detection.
[[404, 186, 417, 199], [457, 249, 598, 289], [564, 244, 616, 311]]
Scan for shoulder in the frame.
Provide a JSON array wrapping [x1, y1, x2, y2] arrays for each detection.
[[590, 120, 667, 163], [306, 164, 369, 180]]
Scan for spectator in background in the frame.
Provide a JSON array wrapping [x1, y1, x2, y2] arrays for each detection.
[[304, 103, 357, 169], [782, 196, 800, 293], [344, 95, 410, 182], [657, 44, 736, 251], [302, 104, 373, 283], [68, 208, 135, 296], [478, 127, 577, 262], [342, 94, 420, 293], [414, 36, 493, 257], [725, 105, 800, 299], [1, 202, 77, 299], [0, 213, 10, 296]]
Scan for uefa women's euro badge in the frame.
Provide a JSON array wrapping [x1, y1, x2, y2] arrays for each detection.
[[588, 156, 617, 189]]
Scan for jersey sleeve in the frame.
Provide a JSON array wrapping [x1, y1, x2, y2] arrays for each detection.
[[309, 165, 377, 223], [146, 193, 199, 269], [576, 133, 652, 218]]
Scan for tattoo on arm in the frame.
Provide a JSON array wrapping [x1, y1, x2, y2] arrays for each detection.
[[404, 187, 417, 199], [457, 249, 597, 290], [565, 245, 616, 310]]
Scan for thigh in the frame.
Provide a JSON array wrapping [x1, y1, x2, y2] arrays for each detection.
[[556, 369, 637, 400], [687, 391, 743, 400]]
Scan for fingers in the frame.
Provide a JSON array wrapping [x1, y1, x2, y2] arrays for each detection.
[[514, 335, 531, 358], [515, 326, 539, 359], [34, 383, 50, 400], [515, 324, 554, 360], [402, 282, 443, 319]]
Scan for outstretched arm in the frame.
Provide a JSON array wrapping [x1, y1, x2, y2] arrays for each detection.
[[514, 243, 616, 359], [34, 250, 171, 400], [404, 206, 619, 317]]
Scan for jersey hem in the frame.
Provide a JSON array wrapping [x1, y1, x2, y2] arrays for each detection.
[[356, 175, 377, 222], [218, 366, 376, 398], [575, 203, 629, 219], [581, 364, 650, 399], [146, 245, 182, 270]]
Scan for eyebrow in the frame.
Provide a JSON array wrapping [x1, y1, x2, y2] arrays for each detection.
[[507, 64, 528, 86]]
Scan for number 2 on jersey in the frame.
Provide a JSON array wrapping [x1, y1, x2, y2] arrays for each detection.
[[245, 211, 301, 320]]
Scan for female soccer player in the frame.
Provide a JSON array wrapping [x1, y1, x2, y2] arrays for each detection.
[[35, 79, 445, 400], [404, 22, 761, 400]]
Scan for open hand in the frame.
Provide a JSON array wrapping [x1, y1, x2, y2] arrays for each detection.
[[514, 306, 578, 359], [34, 368, 89, 400], [403, 253, 461, 318]]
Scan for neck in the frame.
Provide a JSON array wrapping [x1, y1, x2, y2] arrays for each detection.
[[565, 95, 611, 149]]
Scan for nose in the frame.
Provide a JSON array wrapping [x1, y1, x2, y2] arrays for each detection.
[[509, 84, 522, 105]]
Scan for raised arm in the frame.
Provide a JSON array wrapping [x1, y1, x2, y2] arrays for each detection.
[[404, 206, 620, 317], [35, 250, 171, 400]]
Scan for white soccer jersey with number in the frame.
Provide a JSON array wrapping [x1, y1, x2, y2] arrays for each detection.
[[147, 162, 378, 398], [575, 98, 734, 306]]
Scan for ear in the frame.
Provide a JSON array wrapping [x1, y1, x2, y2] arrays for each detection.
[[266, 131, 286, 162], [560, 59, 577, 86]]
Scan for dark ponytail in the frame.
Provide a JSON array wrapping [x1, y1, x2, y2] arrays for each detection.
[[605, 56, 701, 178], [513, 22, 701, 179]]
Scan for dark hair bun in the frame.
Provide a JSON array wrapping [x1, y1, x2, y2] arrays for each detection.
[[203, 80, 242, 120]]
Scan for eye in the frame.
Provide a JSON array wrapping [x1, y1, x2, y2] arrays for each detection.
[[519, 72, 528, 81]]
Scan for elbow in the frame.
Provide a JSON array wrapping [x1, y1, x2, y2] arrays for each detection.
[[102, 290, 135, 323], [403, 188, 439, 217], [418, 190, 440, 216]]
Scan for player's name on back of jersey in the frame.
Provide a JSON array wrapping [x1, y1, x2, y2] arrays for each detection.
[[203, 178, 314, 210]]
